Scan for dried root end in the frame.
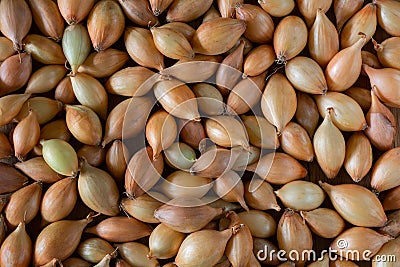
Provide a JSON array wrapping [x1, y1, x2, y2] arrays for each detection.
[[231, 223, 244, 234], [275, 54, 287, 65], [67, 18, 77, 25], [153, 9, 161, 16], [234, 3, 242, 9]]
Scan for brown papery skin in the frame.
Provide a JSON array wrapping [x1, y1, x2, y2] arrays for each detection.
[[5, 182, 42, 228], [344, 132, 373, 182], [295, 92, 320, 137], [178, 119, 206, 149], [77, 145, 106, 167], [189, 147, 242, 178], [382, 186, 400, 211], [0, 0, 32, 51], [361, 51, 382, 76], [313, 109, 345, 179], [203, 5, 221, 23], [309, 9, 339, 68], [0, 132, 12, 159], [235, 4, 274, 44], [69, 73, 108, 120], [363, 65, 400, 107], [341, 3, 377, 49], [85, 216, 152, 243], [153, 78, 200, 121], [166, 0, 213, 22], [102, 97, 152, 146], [372, 237, 400, 266], [105, 67, 156, 97], [63, 257, 91, 267], [34, 216, 93, 265], [244, 180, 281, 211], [258, 0, 295, 17], [78, 49, 129, 79], [15, 157, 63, 183], [57, 0, 94, 25], [40, 119, 71, 142], [241, 114, 279, 149], [125, 27, 164, 70], [345, 87, 372, 111], [227, 72, 266, 115], [375, 0, 400, 37], [167, 54, 222, 83], [205, 115, 249, 149], [216, 40, 244, 96], [65, 105, 102, 146], [23, 34, 66, 64], [297, 0, 332, 27], [246, 152, 307, 184], [253, 237, 280, 266], [261, 73, 297, 134], [314, 92, 367, 131], [374, 37, 400, 70], [277, 210, 313, 267], [280, 122, 314, 162], [55, 77, 75, 104], [119, 0, 158, 26], [0, 163, 28, 194], [191, 18, 246, 55], [273, 16, 308, 62], [365, 89, 396, 151], [25, 65, 67, 95], [175, 228, 235, 267], [78, 160, 120, 216], [320, 182, 387, 227], [0, 37, 14, 61], [16, 97, 63, 125], [149, 0, 174, 16], [378, 209, 400, 238], [225, 211, 253, 267], [331, 227, 393, 261], [300, 208, 346, 238], [370, 147, 400, 192], [243, 45, 275, 77], [0, 53, 32, 96], [0, 94, 31, 126], [146, 110, 177, 160], [150, 27, 195, 60], [121, 194, 166, 224], [87, 0, 125, 52], [218, 0, 243, 18], [0, 222, 32, 267], [125, 146, 164, 199], [154, 198, 223, 233], [41, 177, 78, 223], [106, 140, 128, 182], [285, 56, 328, 95], [325, 35, 366, 92], [334, 0, 364, 31], [29, 0, 64, 41], [160, 22, 196, 40], [213, 171, 249, 211]]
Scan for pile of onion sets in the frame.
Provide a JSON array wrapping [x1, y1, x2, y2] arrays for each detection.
[[0, 0, 400, 266]]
